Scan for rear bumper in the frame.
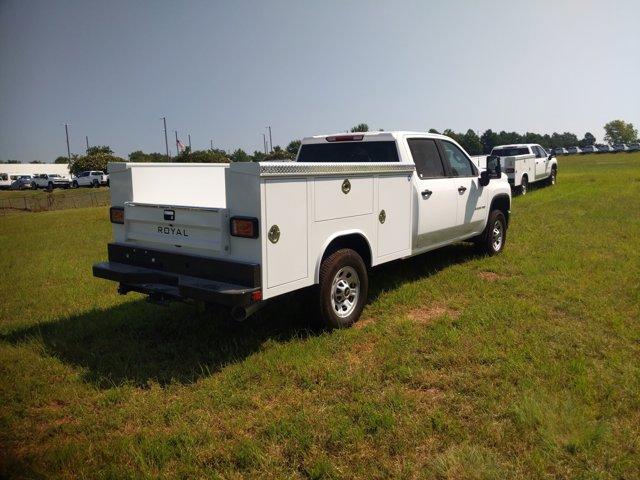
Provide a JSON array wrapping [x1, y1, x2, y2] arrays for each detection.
[[93, 243, 261, 307]]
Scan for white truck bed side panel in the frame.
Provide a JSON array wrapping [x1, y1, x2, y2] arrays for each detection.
[[264, 179, 308, 289], [376, 175, 412, 258], [314, 177, 373, 221]]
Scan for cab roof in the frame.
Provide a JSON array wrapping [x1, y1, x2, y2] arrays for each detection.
[[301, 131, 449, 145]]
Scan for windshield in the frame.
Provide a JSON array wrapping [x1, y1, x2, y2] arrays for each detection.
[[491, 147, 530, 156], [297, 141, 399, 163], [49, 174, 60, 178], [20, 175, 31, 179]]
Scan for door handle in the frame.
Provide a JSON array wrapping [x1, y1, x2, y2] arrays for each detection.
[[458, 186, 467, 193], [421, 189, 432, 197]]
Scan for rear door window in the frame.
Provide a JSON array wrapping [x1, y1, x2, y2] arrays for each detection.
[[407, 138, 446, 178]]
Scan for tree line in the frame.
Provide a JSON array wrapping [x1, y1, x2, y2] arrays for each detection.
[[3, 119, 635, 170]]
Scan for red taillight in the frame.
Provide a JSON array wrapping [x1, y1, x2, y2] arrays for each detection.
[[326, 135, 364, 142], [251, 290, 262, 302], [110, 206, 124, 224], [230, 216, 259, 239]]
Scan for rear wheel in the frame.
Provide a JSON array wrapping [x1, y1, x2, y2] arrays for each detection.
[[92, 179, 99, 188], [475, 210, 507, 256], [72, 180, 78, 188], [318, 248, 368, 328], [519, 175, 528, 196]]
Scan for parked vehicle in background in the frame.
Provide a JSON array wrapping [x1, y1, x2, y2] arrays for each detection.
[[566, 146, 580, 155], [94, 131, 511, 328], [580, 146, 597, 154], [553, 147, 568, 155], [596, 145, 613, 153], [627, 143, 640, 152], [0, 173, 12, 190], [32, 173, 71, 189], [72, 171, 109, 188], [488, 144, 557, 195], [613, 144, 628, 152], [10, 175, 35, 190]]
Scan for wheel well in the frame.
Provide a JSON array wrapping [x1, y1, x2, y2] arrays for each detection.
[[321, 234, 372, 269], [490, 195, 511, 226]]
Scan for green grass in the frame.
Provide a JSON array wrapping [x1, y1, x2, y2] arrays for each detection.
[[1, 153, 639, 479]]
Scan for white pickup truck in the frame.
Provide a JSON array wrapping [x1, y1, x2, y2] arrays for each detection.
[[94, 132, 511, 327], [488, 144, 557, 195]]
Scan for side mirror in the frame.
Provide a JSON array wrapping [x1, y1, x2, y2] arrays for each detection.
[[547, 154, 553, 160], [479, 170, 490, 187]]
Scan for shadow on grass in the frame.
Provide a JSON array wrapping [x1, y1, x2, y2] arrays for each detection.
[[1, 243, 480, 388]]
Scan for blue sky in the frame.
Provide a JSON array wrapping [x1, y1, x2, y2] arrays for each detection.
[[1, 0, 638, 162]]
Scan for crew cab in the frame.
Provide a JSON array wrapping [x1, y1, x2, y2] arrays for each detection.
[[0, 173, 11, 190], [72, 170, 109, 188], [93, 132, 511, 328], [32, 173, 71, 189], [488, 144, 557, 195]]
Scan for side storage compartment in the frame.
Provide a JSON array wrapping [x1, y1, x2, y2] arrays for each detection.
[[376, 174, 412, 258], [264, 179, 308, 288]]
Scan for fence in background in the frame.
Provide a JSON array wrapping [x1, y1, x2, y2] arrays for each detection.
[[0, 189, 110, 214]]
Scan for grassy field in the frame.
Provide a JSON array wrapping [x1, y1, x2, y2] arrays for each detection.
[[1, 153, 639, 479], [0, 187, 110, 214]]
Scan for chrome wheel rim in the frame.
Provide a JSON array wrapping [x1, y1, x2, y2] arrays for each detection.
[[551, 171, 556, 185], [521, 180, 527, 195], [492, 220, 503, 251], [331, 266, 360, 318]]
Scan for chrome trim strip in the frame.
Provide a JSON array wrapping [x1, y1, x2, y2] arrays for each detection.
[[258, 162, 415, 177], [124, 201, 223, 212]]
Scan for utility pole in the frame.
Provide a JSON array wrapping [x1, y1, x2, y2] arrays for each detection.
[[210, 139, 213, 150], [188, 134, 191, 151], [162, 117, 169, 158], [262, 133, 267, 154], [175, 130, 179, 156], [85, 135, 89, 152], [64, 123, 72, 166], [267, 126, 273, 152]]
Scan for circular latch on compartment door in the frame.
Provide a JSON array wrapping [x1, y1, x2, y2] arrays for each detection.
[[268, 225, 280, 243], [379, 209, 386, 224], [341, 179, 351, 194]]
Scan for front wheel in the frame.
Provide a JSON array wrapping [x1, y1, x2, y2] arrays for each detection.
[[72, 180, 78, 188], [548, 168, 557, 186], [318, 248, 368, 328], [475, 210, 507, 256]]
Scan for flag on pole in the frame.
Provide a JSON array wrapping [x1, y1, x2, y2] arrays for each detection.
[[177, 139, 185, 152]]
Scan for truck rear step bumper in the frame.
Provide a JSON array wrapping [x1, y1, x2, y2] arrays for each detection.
[[93, 243, 261, 307]]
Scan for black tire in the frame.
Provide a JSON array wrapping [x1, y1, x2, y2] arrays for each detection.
[[318, 248, 368, 328], [519, 175, 528, 196], [72, 180, 78, 188], [547, 167, 557, 187], [475, 210, 507, 256], [92, 179, 99, 188]]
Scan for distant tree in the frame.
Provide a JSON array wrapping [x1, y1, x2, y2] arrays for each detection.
[[54, 156, 69, 164], [603, 120, 637, 145], [230, 148, 250, 162], [578, 132, 596, 148], [460, 129, 483, 155], [264, 145, 294, 161], [251, 150, 267, 162], [86, 145, 113, 155], [480, 129, 498, 154], [175, 149, 229, 163], [128, 150, 169, 162], [0, 159, 21, 164], [442, 129, 462, 145], [428, 128, 440, 134], [70, 153, 125, 175], [350, 123, 369, 133], [286, 140, 301, 156], [30, 160, 43, 164]]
